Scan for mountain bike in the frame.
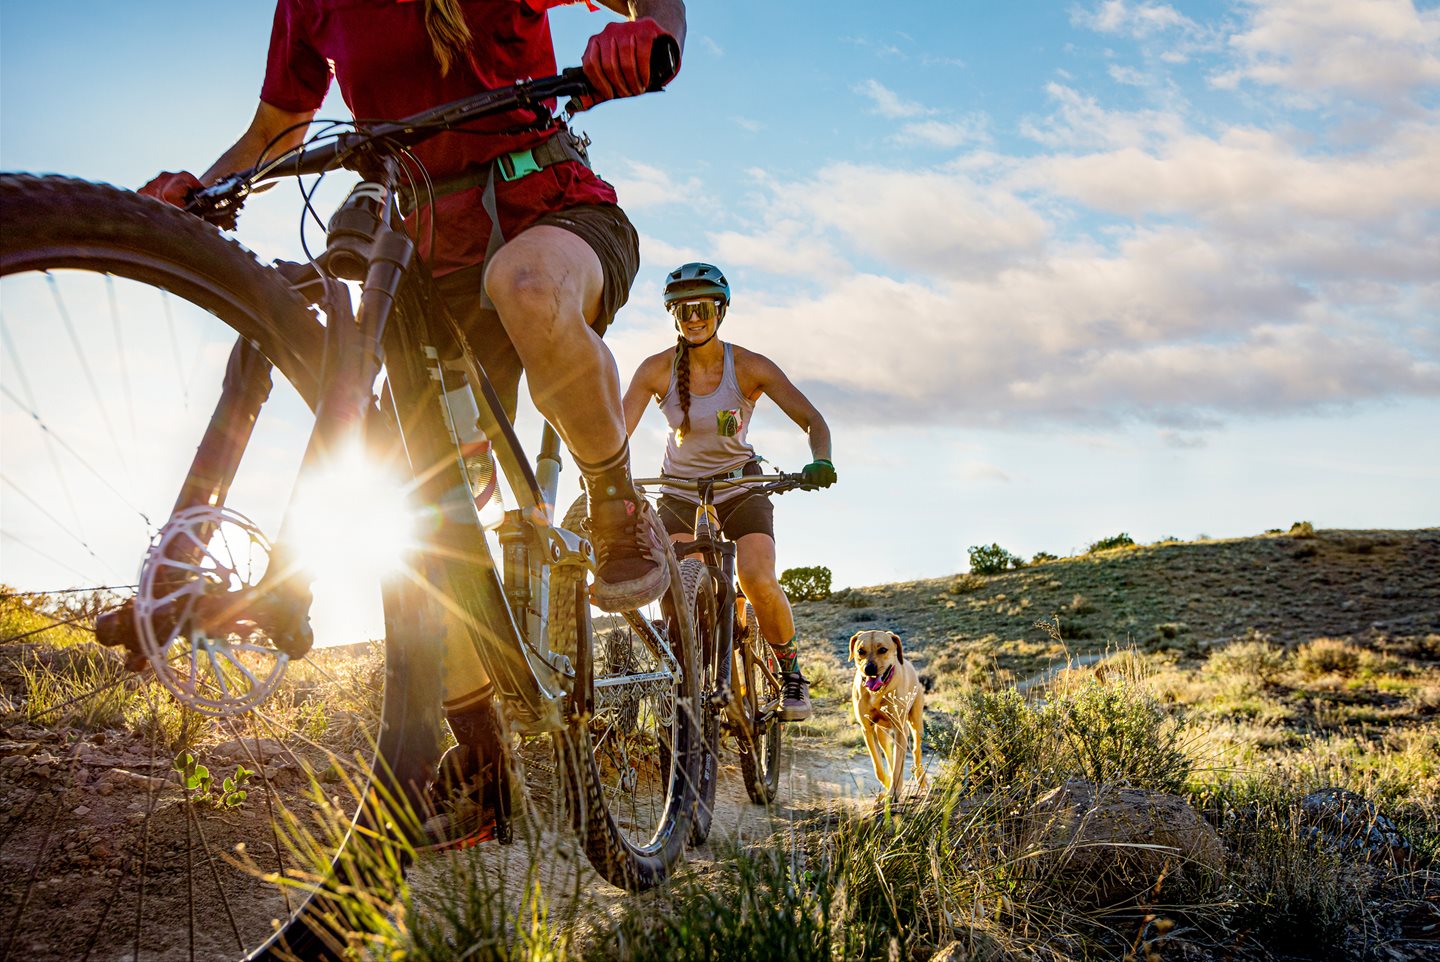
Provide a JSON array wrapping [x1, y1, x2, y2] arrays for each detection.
[[0, 55, 702, 962], [630, 472, 811, 845]]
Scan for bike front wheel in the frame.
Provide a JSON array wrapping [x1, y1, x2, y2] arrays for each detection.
[[549, 495, 700, 890], [678, 558, 720, 846], [736, 602, 784, 805], [0, 174, 442, 961]]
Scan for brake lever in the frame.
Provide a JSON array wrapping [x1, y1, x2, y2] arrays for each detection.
[[184, 173, 251, 231]]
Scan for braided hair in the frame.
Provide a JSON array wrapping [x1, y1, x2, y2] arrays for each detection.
[[673, 335, 693, 445], [423, 0, 477, 77]]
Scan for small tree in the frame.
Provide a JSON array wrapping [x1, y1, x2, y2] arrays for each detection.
[[779, 566, 832, 602], [967, 543, 1020, 575]]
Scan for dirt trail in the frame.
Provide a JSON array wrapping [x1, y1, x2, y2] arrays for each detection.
[[407, 735, 922, 946]]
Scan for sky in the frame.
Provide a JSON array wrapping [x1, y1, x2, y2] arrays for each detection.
[[2, 0, 1438, 611]]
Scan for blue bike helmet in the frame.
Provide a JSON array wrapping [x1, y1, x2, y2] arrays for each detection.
[[663, 262, 730, 308]]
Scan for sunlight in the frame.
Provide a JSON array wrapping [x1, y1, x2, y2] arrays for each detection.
[[285, 445, 419, 646]]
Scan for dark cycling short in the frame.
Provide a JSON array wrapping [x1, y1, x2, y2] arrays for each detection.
[[659, 490, 774, 541], [434, 202, 639, 419], [658, 462, 775, 541]]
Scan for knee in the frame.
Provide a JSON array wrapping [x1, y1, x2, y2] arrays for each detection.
[[485, 258, 578, 344], [738, 567, 783, 603]]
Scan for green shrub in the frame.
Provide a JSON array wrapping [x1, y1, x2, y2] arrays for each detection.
[[1055, 674, 1192, 794], [1205, 631, 1287, 691], [1086, 532, 1136, 553], [947, 573, 985, 595], [967, 543, 1020, 575], [779, 566, 832, 603], [1289, 520, 1316, 538], [1293, 638, 1361, 678], [1211, 781, 1370, 956], [1030, 551, 1058, 565], [830, 588, 871, 609]]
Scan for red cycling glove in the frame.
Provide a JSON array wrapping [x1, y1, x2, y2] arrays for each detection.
[[138, 170, 203, 208], [580, 18, 678, 105]]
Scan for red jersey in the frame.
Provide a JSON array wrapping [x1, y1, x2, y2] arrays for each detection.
[[261, 0, 619, 274]]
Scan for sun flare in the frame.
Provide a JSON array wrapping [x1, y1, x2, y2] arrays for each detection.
[[284, 446, 419, 646]]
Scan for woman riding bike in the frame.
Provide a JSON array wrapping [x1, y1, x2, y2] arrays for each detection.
[[622, 262, 836, 721], [139, 0, 687, 848]]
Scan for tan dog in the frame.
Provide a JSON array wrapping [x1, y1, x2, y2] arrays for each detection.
[[850, 629, 927, 800]]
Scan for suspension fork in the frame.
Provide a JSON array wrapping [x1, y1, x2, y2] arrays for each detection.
[[95, 338, 276, 660], [253, 210, 416, 658], [713, 540, 737, 710]]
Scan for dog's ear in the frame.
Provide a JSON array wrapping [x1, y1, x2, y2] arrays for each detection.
[[849, 632, 862, 663], [891, 631, 904, 663]]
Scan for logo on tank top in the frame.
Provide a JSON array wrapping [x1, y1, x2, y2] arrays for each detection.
[[716, 408, 743, 437]]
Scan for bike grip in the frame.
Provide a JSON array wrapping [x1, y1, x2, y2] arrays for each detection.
[[559, 65, 591, 90], [647, 36, 680, 92]]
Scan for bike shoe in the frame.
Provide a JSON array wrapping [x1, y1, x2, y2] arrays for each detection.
[[588, 495, 670, 613], [419, 702, 514, 851], [779, 671, 812, 722]]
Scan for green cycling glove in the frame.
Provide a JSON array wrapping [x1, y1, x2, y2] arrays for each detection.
[[801, 459, 837, 489]]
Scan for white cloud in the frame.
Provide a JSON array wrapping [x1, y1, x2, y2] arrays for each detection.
[[958, 461, 1012, 483], [636, 5, 1439, 433], [1211, 0, 1440, 105], [1020, 82, 1187, 149], [606, 160, 706, 210], [893, 116, 989, 149], [1015, 122, 1440, 248], [770, 162, 1050, 278], [1073, 0, 1199, 38], [707, 223, 849, 277], [854, 79, 933, 118], [732, 116, 764, 133]]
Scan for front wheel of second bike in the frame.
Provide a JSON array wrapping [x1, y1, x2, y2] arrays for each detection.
[[736, 602, 784, 805], [549, 495, 702, 890]]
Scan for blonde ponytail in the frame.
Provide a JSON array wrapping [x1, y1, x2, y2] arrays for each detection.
[[423, 0, 475, 76]]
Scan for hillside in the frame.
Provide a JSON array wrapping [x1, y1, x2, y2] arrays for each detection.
[[795, 526, 1440, 678]]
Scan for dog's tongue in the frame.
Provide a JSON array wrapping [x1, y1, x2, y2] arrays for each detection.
[[864, 665, 894, 691]]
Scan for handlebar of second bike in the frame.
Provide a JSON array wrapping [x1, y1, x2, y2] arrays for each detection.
[[632, 473, 814, 498]]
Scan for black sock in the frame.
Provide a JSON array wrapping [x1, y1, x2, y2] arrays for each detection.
[[576, 441, 636, 503]]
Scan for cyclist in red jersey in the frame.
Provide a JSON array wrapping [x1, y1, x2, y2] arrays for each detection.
[[140, 0, 686, 847]]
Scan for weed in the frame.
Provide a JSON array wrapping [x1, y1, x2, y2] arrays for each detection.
[[19, 646, 131, 729], [173, 750, 254, 809]]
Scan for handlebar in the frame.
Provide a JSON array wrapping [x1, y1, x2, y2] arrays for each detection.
[[186, 41, 679, 222], [632, 473, 812, 499]]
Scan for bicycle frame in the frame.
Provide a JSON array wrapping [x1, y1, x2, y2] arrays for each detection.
[[158, 69, 687, 737], [633, 474, 801, 736]]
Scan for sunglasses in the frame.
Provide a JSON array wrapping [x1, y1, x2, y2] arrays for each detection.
[[671, 299, 720, 323]]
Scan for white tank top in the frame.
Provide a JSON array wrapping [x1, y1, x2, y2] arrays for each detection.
[[658, 342, 758, 503]]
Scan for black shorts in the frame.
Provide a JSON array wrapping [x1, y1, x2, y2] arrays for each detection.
[[658, 490, 775, 542], [433, 203, 640, 420]]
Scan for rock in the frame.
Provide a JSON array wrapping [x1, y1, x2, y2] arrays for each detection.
[[1299, 787, 1413, 869], [1021, 779, 1224, 907], [94, 769, 170, 797], [210, 737, 288, 764], [70, 805, 90, 816]]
